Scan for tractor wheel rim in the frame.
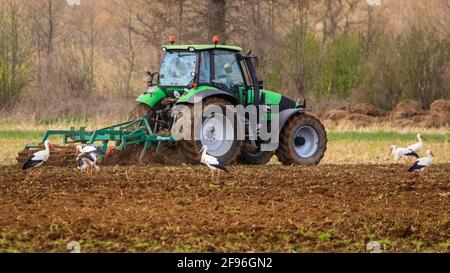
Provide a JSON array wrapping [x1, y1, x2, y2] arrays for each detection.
[[200, 114, 234, 157], [293, 126, 319, 158]]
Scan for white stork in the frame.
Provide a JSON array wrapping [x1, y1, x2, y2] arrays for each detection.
[[408, 149, 435, 173], [199, 145, 228, 183], [76, 145, 105, 176], [407, 134, 426, 154], [389, 145, 419, 162], [22, 140, 51, 176]]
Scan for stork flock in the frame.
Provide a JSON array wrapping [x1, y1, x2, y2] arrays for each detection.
[[389, 133, 435, 173], [22, 142, 105, 177], [21, 141, 230, 181], [22, 133, 435, 180]]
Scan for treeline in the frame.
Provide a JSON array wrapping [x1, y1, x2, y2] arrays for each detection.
[[0, 0, 449, 120]]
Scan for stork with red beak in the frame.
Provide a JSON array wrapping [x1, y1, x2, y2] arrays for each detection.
[[22, 140, 54, 176], [389, 145, 419, 162], [408, 149, 435, 173], [199, 145, 228, 183]]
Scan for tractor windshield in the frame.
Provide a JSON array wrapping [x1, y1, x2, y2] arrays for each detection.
[[159, 51, 197, 86]]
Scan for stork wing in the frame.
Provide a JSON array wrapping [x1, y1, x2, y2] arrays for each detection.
[[32, 150, 47, 161], [210, 162, 228, 173], [22, 154, 43, 170], [83, 146, 97, 153], [90, 148, 105, 156], [404, 150, 419, 158], [205, 155, 220, 165], [80, 153, 96, 163], [205, 155, 228, 173], [408, 160, 426, 172], [76, 156, 85, 168], [407, 143, 420, 153]]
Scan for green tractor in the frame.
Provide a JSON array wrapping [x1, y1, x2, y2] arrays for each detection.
[[17, 37, 327, 166], [129, 38, 327, 165]]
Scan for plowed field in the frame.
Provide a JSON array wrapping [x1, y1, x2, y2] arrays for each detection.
[[0, 164, 449, 253]]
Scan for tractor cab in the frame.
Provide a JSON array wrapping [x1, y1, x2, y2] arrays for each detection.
[[142, 36, 272, 109], [154, 43, 252, 104], [159, 45, 246, 93]]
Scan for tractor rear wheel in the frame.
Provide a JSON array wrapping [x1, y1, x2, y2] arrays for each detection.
[[276, 113, 327, 165], [175, 98, 242, 165]]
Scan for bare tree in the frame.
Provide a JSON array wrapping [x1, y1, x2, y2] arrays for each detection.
[[320, 0, 360, 44], [207, 0, 226, 41], [0, 1, 29, 109], [437, 0, 450, 39], [293, 0, 311, 97], [27, 0, 64, 75], [112, 0, 139, 98]]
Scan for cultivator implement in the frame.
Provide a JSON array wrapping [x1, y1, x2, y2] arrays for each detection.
[[17, 117, 176, 166]]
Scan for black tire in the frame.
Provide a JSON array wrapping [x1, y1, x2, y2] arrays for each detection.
[[175, 98, 242, 165], [238, 143, 274, 165], [276, 113, 327, 165]]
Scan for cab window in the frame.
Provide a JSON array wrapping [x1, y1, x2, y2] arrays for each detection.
[[159, 51, 196, 86], [212, 50, 244, 91]]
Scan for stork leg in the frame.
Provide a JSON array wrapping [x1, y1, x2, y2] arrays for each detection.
[[215, 171, 219, 184], [210, 170, 214, 182], [29, 169, 43, 177]]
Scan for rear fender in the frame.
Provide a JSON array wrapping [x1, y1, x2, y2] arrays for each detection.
[[177, 88, 239, 105], [136, 87, 167, 108], [278, 108, 307, 131]]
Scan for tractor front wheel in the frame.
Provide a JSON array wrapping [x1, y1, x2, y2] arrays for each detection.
[[276, 113, 327, 165], [238, 143, 274, 165]]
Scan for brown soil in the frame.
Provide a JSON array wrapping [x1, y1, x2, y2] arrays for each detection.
[[322, 109, 350, 120], [430, 100, 450, 114], [390, 99, 426, 120], [349, 103, 384, 117], [0, 164, 448, 253]]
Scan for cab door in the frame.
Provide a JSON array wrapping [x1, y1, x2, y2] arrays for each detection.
[[211, 50, 247, 102]]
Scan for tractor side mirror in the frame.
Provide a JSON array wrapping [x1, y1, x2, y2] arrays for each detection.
[[146, 70, 159, 87]]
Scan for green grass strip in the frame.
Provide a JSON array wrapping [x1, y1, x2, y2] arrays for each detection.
[[328, 131, 450, 142], [1, 130, 449, 142]]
